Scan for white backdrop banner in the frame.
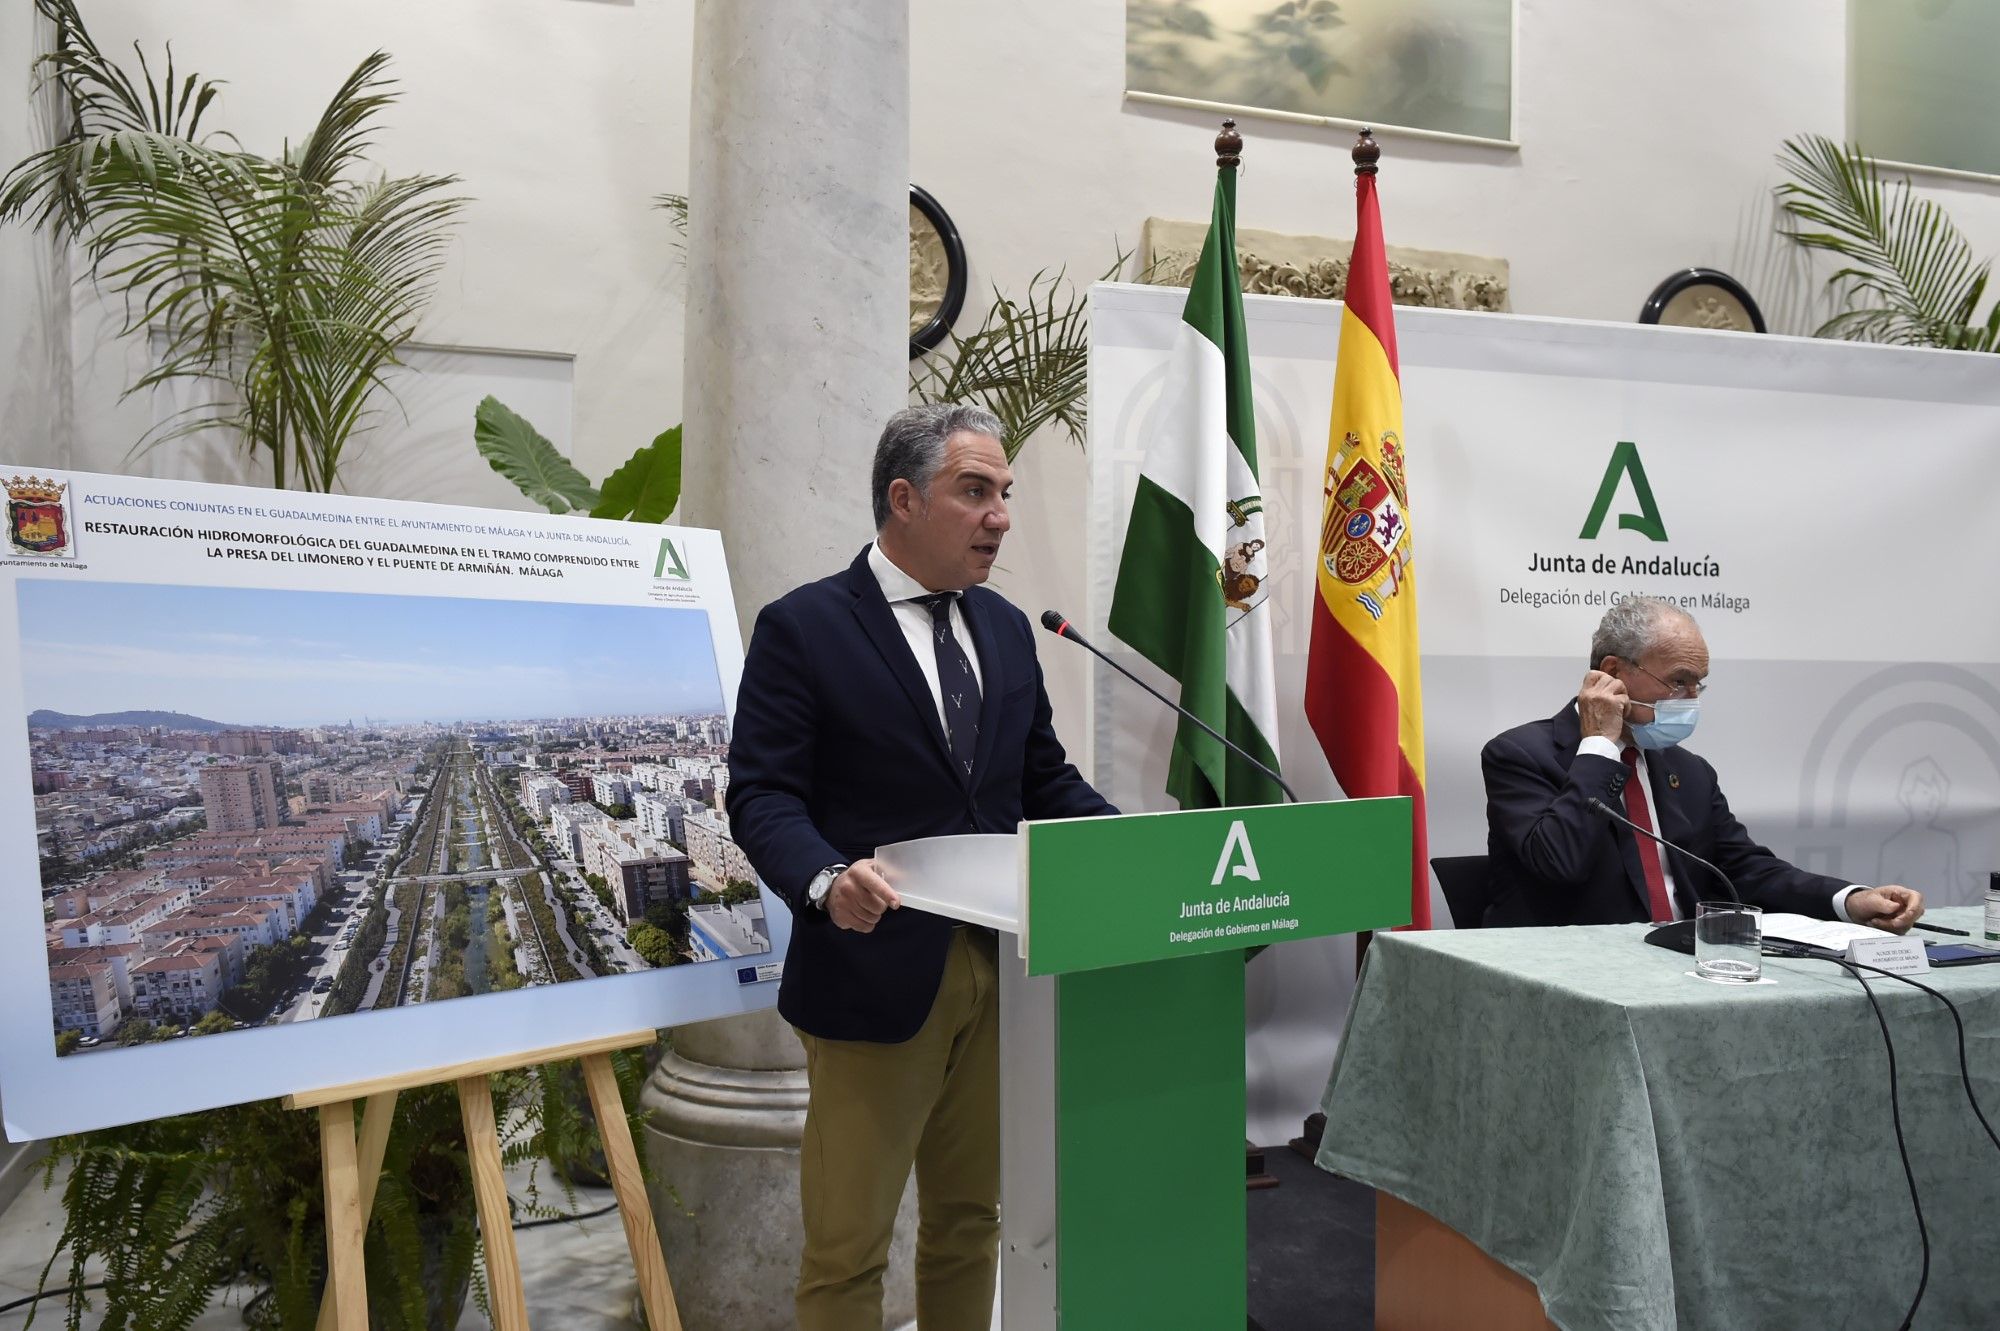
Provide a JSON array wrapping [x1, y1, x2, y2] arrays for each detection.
[[1087, 282, 2000, 1142], [0, 469, 781, 1139]]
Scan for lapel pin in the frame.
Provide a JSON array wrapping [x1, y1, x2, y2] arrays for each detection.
[[1667, 773, 1680, 789]]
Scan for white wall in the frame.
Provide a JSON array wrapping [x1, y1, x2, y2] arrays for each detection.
[[3, 0, 693, 506], [913, 0, 2000, 330], [13, 0, 2000, 499]]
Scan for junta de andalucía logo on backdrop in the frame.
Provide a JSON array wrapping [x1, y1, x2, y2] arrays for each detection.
[[1524, 441, 1720, 579], [1578, 440, 1667, 542]]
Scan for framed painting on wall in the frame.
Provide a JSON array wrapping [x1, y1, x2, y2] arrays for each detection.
[[1124, 0, 1516, 149], [1851, 0, 2000, 182]]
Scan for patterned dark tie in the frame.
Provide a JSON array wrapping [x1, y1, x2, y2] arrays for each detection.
[[915, 592, 981, 779]]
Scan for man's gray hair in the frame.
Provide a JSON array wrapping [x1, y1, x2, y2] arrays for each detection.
[[871, 403, 1006, 528], [1588, 596, 1693, 670]]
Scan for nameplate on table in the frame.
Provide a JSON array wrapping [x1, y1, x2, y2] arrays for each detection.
[[1845, 933, 1929, 975]]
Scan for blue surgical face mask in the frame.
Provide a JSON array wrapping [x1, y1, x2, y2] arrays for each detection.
[[1630, 697, 1699, 750]]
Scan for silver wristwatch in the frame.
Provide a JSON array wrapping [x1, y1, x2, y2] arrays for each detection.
[[806, 863, 847, 910]]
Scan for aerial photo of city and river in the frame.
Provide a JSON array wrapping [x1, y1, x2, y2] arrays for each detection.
[[23, 580, 767, 1055]]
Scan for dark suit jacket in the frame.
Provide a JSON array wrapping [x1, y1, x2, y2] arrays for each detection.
[[1481, 702, 1848, 927], [727, 545, 1114, 1042]]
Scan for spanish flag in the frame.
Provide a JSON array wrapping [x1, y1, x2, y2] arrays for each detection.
[[1305, 133, 1429, 928]]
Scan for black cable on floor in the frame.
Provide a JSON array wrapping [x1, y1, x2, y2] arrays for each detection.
[[509, 1198, 621, 1231], [0, 1282, 103, 1315]]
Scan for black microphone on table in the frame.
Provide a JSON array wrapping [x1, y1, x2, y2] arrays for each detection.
[[1582, 796, 1808, 956], [1039, 610, 1298, 803]]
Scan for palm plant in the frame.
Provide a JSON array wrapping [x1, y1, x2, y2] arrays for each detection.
[[910, 251, 1127, 461], [1775, 133, 2000, 351], [654, 191, 688, 256], [0, 0, 465, 490]]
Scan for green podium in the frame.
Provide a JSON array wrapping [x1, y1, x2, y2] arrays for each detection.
[[878, 797, 1411, 1329]]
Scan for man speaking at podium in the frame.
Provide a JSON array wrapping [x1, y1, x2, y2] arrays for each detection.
[[1482, 596, 1925, 931], [729, 404, 1114, 1330]]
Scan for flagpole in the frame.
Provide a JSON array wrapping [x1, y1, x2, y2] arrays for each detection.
[[1351, 127, 1381, 983], [1109, 112, 1288, 813], [1298, 126, 1413, 1164]]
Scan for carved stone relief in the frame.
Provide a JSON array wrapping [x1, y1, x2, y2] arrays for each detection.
[[1139, 216, 1510, 312], [910, 201, 949, 335]]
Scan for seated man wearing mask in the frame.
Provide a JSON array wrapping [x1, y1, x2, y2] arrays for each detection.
[[1481, 596, 1925, 930]]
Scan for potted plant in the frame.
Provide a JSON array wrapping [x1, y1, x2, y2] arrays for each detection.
[[1776, 133, 2000, 351], [1, 9, 653, 1328], [30, 1052, 652, 1331], [0, 0, 465, 491]]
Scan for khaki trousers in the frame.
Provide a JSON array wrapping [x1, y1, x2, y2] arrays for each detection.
[[795, 927, 1000, 1331]]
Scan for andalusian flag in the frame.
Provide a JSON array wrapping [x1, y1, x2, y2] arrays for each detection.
[[1305, 139, 1430, 926], [1109, 129, 1284, 809]]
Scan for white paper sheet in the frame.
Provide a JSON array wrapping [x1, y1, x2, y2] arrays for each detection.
[[1757, 913, 1883, 950], [872, 833, 1022, 935]]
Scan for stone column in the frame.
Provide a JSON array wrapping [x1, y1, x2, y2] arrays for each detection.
[[644, 3, 913, 1327]]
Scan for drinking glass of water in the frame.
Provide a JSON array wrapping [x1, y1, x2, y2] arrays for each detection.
[[1695, 902, 1762, 983]]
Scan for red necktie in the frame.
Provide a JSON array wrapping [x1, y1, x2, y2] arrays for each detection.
[[1621, 747, 1674, 923]]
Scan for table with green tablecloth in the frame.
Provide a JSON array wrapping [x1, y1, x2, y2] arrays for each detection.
[[1317, 907, 2000, 1330]]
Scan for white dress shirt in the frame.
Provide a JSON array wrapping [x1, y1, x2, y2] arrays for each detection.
[[868, 541, 985, 736], [1576, 724, 1862, 921]]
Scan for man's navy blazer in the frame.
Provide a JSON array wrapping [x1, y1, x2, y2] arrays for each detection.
[[727, 546, 1113, 1042], [1480, 702, 1848, 927]]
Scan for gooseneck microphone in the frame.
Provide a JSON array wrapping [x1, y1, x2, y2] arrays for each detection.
[[1585, 795, 1758, 955], [1040, 610, 1298, 803], [1585, 796, 1742, 905]]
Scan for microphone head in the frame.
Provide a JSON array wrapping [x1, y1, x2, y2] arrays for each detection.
[[1039, 610, 1067, 634]]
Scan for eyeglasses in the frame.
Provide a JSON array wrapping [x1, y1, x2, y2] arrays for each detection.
[[1631, 663, 1708, 699]]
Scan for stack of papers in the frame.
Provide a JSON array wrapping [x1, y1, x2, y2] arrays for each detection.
[[1757, 913, 1884, 951]]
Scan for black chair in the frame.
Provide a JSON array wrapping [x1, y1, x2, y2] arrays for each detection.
[[1431, 854, 1493, 929]]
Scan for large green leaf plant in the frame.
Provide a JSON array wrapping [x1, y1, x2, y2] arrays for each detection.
[[473, 396, 682, 523]]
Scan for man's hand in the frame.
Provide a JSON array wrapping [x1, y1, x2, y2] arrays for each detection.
[[1847, 884, 1924, 933], [1576, 670, 1630, 742], [827, 859, 901, 933]]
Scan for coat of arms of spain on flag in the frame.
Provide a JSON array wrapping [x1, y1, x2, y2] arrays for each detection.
[[1320, 430, 1410, 622]]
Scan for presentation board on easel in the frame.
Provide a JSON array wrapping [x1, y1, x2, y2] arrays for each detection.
[[0, 467, 787, 1141]]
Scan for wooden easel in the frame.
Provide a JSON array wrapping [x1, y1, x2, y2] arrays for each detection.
[[284, 1030, 681, 1331]]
